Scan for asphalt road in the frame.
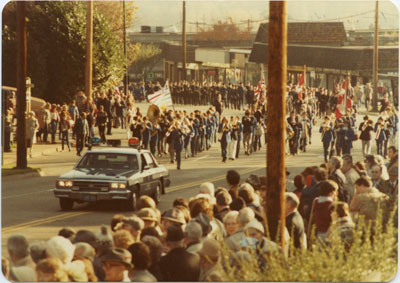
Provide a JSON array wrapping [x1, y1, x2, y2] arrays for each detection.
[[1, 103, 382, 257]]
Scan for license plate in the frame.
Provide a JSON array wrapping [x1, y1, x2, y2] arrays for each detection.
[[83, 195, 97, 202]]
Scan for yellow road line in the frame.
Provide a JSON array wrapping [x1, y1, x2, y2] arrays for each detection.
[[2, 211, 89, 234], [2, 166, 264, 233]]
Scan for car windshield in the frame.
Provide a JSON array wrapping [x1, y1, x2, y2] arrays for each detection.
[[76, 153, 139, 171]]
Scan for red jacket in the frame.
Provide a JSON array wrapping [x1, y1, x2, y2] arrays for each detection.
[[313, 197, 333, 233]]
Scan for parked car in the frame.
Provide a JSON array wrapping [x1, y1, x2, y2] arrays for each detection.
[[53, 147, 170, 211]]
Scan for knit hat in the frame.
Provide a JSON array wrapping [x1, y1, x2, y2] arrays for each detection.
[[244, 219, 265, 234], [74, 242, 95, 262], [29, 241, 47, 264], [94, 225, 113, 250], [46, 236, 75, 265]]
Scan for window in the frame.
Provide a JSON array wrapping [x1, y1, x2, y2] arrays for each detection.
[[76, 153, 138, 171], [144, 153, 156, 168]]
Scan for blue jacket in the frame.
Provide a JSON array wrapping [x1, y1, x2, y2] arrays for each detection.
[[170, 129, 185, 150], [320, 125, 334, 143]]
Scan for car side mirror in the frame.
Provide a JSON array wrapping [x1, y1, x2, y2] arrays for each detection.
[[143, 165, 150, 171]]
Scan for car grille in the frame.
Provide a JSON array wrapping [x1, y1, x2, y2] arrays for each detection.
[[73, 181, 110, 192]]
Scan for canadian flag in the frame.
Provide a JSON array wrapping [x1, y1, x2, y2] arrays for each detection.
[[335, 80, 352, 119], [296, 71, 305, 101], [255, 77, 266, 103]]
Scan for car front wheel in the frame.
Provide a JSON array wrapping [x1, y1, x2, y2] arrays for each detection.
[[59, 198, 74, 210], [122, 187, 139, 211]]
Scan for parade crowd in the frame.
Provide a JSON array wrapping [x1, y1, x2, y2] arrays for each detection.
[[3, 148, 398, 281], [2, 79, 398, 282]]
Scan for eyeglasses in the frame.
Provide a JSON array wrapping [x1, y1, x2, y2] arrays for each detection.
[[371, 171, 380, 174]]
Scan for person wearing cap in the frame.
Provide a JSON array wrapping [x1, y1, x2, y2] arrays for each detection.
[[184, 221, 203, 254], [197, 238, 226, 282], [137, 208, 162, 235], [159, 224, 200, 281], [161, 208, 186, 235], [121, 216, 144, 242], [102, 248, 132, 282], [244, 219, 280, 254], [93, 225, 114, 282]]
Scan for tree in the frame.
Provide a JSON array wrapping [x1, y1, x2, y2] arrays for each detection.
[[2, 2, 125, 103], [128, 43, 163, 79], [194, 17, 253, 41]]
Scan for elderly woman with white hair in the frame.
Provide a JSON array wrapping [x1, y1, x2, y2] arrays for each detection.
[[223, 210, 239, 238], [26, 111, 39, 157]]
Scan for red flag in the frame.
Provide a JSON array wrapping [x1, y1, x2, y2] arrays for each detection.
[[298, 71, 305, 87]]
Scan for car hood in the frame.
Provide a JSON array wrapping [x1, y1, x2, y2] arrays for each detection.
[[59, 168, 138, 181]]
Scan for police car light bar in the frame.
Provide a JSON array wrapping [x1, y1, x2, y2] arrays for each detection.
[[128, 137, 140, 148]]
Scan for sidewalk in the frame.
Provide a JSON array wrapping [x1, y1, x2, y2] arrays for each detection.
[[2, 142, 62, 166]]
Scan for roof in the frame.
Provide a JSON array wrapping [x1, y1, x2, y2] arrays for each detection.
[[87, 148, 150, 155], [254, 22, 347, 46], [249, 43, 399, 71]]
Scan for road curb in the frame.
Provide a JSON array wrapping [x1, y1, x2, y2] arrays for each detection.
[[3, 146, 59, 165], [2, 170, 45, 182]]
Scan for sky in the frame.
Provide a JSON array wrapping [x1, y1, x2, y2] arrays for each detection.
[[131, 0, 400, 32]]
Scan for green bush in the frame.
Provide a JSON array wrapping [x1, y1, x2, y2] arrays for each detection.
[[221, 207, 397, 282]]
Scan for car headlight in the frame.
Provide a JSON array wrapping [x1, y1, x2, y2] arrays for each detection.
[[57, 180, 73, 188], [110, 182, 127, 189]]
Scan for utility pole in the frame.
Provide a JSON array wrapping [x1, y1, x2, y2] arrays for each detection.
[[16, 1, 27, 169], [182, 0, 187, 81], [266, 0, 287, 250], [123, 0, 129, 97], [85, 1, 94, 100], [372, 0, 379, 112]]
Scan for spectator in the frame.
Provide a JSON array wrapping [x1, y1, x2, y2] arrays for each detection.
[[29, 241, 47, 264], [198, 238, 226, 281], [7, 234, 35, 269], [223, 210, 240, 238], [45, 236, 75, 266], [244, 219, 280, 254], [102, 248, 132, 282], [127, 242, 157, 282], [226, 170, 241, 200], [136, 196, 156, 211], [309, 180, 338, 241], [381, 166, 398, 200], [370, 164, 385, 192], [36, 258, 69, 282], [215, 191, 232, 222], [184, 221, 203, 254], [141, 236, 163, 281], [58, 227, 76, 241], [350, 176, 390, 225], [74, 242, 95, 262], [121, 216, 145, 242], [328, 156, 349, 202], [225, 207, 255, 252], [327, 202, 355, 250], [161, 208, 186, 234], [111, 214, 125, 232], [26, 111, 39, 157], [113, 229, 135, 249], [73, 229, 97, 248], [285, 192, 307, 250], [341, 155, 361, 200], [199, 182, 216, 204], [159, 224, 200, 281]]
